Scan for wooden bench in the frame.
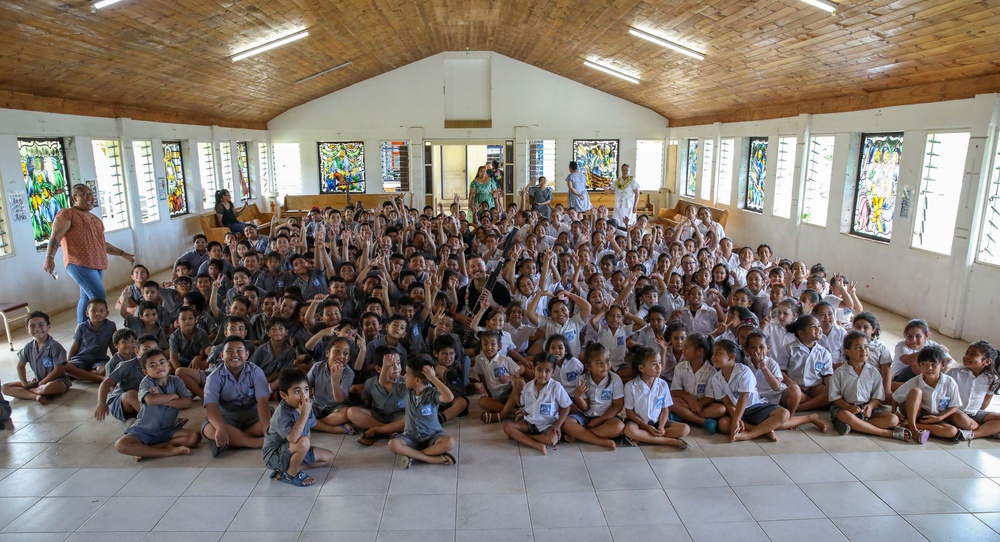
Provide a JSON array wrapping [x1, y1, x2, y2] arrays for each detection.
[[548, 192, 654, 213], [283, 194, 403, 216], [198, 203, 274, 245], [655, 199, 729, 229]]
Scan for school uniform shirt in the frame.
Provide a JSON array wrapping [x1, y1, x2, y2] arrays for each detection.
[[308, 362, 355, 412], [891, 339, 941, 377], [625, 376, 673, 423], [204, 340, 254, 375], [475, 353, 520, 398], [169, 328, 210, 365], [731, 266, 749, 288], [521, 378, 573, 432], [892, 374, 962, 415], [17, 336, 70, 384], [753, 357, 787, 405], [105, 352, 132, 376], [204, 362, 269, 412], [782, 340, 833, 388], [396, 381, 444, 442], [362, 338, 408, 373], [947, 366, 996, 416], [679, 304, 719, 335], [262, 400, 317, 457], [661, 347, 685, 382], [671, 360, 717, 398], [159, 289, 183, 324], [403, 320, 430, 356], [594, 324, 633, 370], [819, 325, 847, 366], [663, 293, 687, 312], [537, 314, 587, 356], [195, 312, 217, 336], [107, 358, 145, 404], [254, 271, 291, 296], [710, 363, 766, 407], [248, 342, 296, 377], [554, 357, 585, 395], [125, 317, 169, 350], [72, 320, 117, 363], [863, 339, 893, 370], [133, 375, 191, 433], [829, 362, 885, 405], [582, 372, 625, 417], [176, 249, 210, 274], [363, 376, 407, 419], [505, 323, 537, 354], [789, 280, 808, 299], [197, 260, 235, 278]]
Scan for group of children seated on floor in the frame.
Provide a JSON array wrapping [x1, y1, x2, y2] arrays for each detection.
[[2, 198, 998, 485]]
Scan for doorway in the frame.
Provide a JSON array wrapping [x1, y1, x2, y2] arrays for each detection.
[[426, 141, 506, 212]]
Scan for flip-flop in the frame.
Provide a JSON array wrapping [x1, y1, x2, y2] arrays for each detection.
[[278, 471, 315, 487], [357, 434, 375, 447], [340, 424, 357, 435], [441, 452, 457, 466], [269, 469, 283, 481]]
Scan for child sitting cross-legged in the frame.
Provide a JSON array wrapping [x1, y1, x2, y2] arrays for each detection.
[[710, 339, 790, 443], [828, 331, 905, 440], [113, 349, 201, 461], [503, 354, 572, 455], [388, 356, 457, 468], [477, 329, 524, 423], [563, 343, 625, 450], [3, 311, 71, 405], [431, 336, 470, 423], [307, 336, 356, 434], [263, 368, 335, 486], [623, 345, 691, 449], [891, 345, 961, 444], [95, 329, 143, 423], [66, 298, 117, 383], [348, 346, 407, 446]]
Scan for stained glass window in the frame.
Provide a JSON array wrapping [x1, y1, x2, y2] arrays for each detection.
[[635, 140, 663, 191], [684, 139, 698, 197], [92, 139, 129, 232], [132, 140, 160, 223], [162, 141, 188, 217], [319, 142, 366, 193], [700, 139, 714, 201], [237, 141, 252, 200], [803, 136, 836, 226], [528, 140, 556, 185], [851, 132, 903, 241], [912, 132, 969, 255], [744, 137, 768, 213], [259, 142, 273, 195], [197, 142, 217, 205], [717, 138, 735, 205], [380, 141, 409, 193], [572, 139, 619, 191], [220, 141, 234, 194], [19, 138, 71, 249], [772, 137, 796, 218]]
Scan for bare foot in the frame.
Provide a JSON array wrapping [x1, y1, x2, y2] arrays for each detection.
[[563, 435, 576, 444], [531, 442, 548, 455], [604, 439, 617, 450], [34, 394, 49, 405], [170, 446, 192, 456], [133, 456, 144, 463], [765, 431, 778, 442], [810, 414, 828, 433], [729, 432, 740, 443]]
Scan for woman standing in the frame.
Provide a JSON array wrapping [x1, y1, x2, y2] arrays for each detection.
[[607, 163, 639, 226], [214, 189, 249, 233], [43, 184, 134, 323], [469, 166, 500, 216]]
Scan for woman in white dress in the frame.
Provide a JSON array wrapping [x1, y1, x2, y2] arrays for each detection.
[[608, 164, 640, 226]]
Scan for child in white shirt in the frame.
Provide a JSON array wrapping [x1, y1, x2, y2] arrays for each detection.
[[564, 343, 626, 450], [502, 356, 572, 455], [623, 345, 690, 448], [476, 330, 524, 424], [829, 331, 904, 440], [892, 345, 962, 444], [669, 334, 725, 433], [946, 340, 1000, 442], [709, 339, 789, 443]]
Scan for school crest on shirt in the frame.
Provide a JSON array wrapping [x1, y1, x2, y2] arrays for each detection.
[[938, 397, 950, 411], [494, 367, 508, 378], [565, 371, 579, 382], [420, 404, 433, 416], [696, 383, 706, 395], [600, 389, 613, 401], [655, 396, 665, 409], [42, 357, 53, 368], [814, 360, 826, 373], [539, 403, 554, 416], [617, 336, 625, 346], [565, 330, 576, 341]]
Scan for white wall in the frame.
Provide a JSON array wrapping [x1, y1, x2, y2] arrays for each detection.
[[668, 95, 1000, 342], [268, 52, 669, 200], [0, 109, 266, 317]]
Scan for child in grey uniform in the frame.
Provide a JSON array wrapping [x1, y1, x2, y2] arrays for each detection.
[[349, 346, 407, 446], [96, 329, 143, 421], [308, 336, 355, 434], [66, 298, 117, 383], [388, 356, 456, 468], [202, 336, 271, 456], [263, 368, 335, 486], [113, 349, 200, 461], [3, 311, 71, 404]]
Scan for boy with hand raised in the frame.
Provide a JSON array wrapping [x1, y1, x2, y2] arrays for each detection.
[[263, 368, 335, 486]]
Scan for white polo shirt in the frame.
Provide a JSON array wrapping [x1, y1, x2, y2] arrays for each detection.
[[671, 360, 717, 398], [753, 356, 786, 405], [892, 373, 962, 415], [947, 366, 996, 415], [594, 323, 633, 370], [538, 314, 587, 356], [710, 363, 765, 407], [521, 378, 572, 431], [866, 339, 893, 369], [782, 340, 833, 388], [625, 376, 672, 423], [678, 304, 719, 335], [829, 361, 885, 405], [819, 325, 847, 366], [555, 357, 585, 395], [582, 372, 625, 417], [475, 353, 520, 398]]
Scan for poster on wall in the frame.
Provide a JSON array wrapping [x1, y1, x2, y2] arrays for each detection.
[[9, 190, 29, 222], [572, 139, 619, 190], [85, 180, 99, 212], [157, 176, 167, 201], [318, 141, 366, 193]]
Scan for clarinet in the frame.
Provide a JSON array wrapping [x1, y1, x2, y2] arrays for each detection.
[[462, 227, 520, 345]]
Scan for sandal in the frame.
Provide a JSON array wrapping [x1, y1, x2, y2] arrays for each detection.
[[340, 424, 357, 435], [441, 452, 457, 466], [481, 412, 501, 424], [357, 433, 375, 447], [915, 429, 931, 445], [269, 469, 283, 481], [892, 426, 911, 441], [395, 454, 412, 470], [623, 435, 639, 447], [278, 471, 315, 487]]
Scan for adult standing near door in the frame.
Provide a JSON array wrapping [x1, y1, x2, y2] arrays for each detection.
[[566, 161, 592, 213], [469, 165, 500, 217], [608, 163, 639, 226], [43, 184, 135, 323]]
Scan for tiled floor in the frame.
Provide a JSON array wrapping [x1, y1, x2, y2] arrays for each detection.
[[0, 295, 998, 541]]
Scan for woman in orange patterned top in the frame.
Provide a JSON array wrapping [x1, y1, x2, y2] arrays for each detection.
[[43, 184, 135, 323]]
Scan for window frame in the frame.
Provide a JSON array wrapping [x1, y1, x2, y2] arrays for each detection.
[[850, 131, 904, 243], [743, 136, 768, 214], [380, 140, 410, 193], [683, 138, 699, 198], [802, 135, 836, 227], [19, 137, 72, 250], [132, 140, 160, 224], [91, 139, 130, 232], [162, 140, 189, 218], [716, 138, 735, 206], [635, 139, 664, 192], [910, 131, 970, 256]]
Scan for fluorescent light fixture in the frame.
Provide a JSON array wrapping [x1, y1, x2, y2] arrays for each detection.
[[583, 60, 640, 84], [628, 28, 705, 61], [296, 61, 352, 84], [232, 30, 309, 62], [92, 0, 126, 8], [798, 0, 837, 13]]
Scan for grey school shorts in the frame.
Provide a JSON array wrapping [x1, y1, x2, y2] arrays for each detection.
[[264, 441, 317, 472], [394, 431, 445, 450]]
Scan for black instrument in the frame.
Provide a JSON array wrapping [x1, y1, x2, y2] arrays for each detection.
[[462, 227, 520, 343]]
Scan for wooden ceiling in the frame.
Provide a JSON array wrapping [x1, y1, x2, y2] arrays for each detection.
[[1, 0, 999, 129]]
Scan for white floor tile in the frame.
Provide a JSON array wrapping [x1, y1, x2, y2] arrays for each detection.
[[684, 521, 769, 542], [3, 496, 108, 532], [648, 458, 728, 489], [758, 518, 848, 542], [455, 493, 529, 530], [734, 484, 825, 521], [798, 481, 896, 518], [711, 456, 791, 486], [831, 515, 925, 542], [380, 494, 456, 531], [183, 468, 263, 497], [865, 479, 965, 515], [904, 513, 999, 542], [303, 495, 386, 531], [526, 491, 606, 529], [79, 496, 176, 532], [588, 460, 660, 490], [387, 463, 458, 494], [319, 467, 392, 496], [597, 489, 681, 526], [457, 460, 525, 493], [153, 496, 246, 532], [950, 449, 1000, 477], [831, 451, 919, 481], [771, 453, 857, 484], [609, 524, 693, 541], [0, 468, 78, 496], [454, 529, 531, 542], [532, 526, 611, 542], [66, 532, 145, 542], [891, 449, 982, 478], [926, 477, 1000, 513], [666, 486, 753, 524], [228, 496, 315, 532], [49, 467, 139, 497], [117, 468, 202, 497], [0, 496, 39, 530]]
